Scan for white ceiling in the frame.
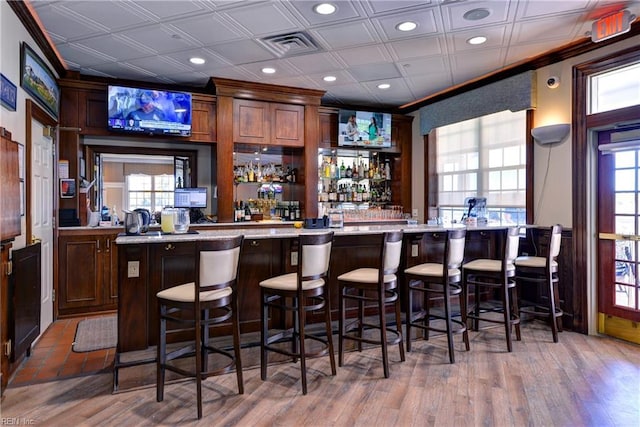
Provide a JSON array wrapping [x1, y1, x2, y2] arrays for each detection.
[[29, 0, 640, 109]]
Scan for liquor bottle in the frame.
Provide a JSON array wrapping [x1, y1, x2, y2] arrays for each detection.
[[352, 160, 358, 179], [345, 163, 352, 178], [384, 159, 391, 180], [244, 202, 252, 221], [340, 160, 346, 178]]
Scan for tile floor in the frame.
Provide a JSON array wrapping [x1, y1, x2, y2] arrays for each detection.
[[10, 317, 115, 386]]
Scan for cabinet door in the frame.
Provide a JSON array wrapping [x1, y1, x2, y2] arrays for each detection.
[[271, 103, 304, 147], [190, 100, 216, 142], [102, 234, 118, 309], [0, 133, 20, 241], [58, 235, 102, 312], [233, 99, 270, 144], [319, 111, 337, 148]]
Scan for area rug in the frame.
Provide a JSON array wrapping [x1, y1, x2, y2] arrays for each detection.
[[72, 315, 117, 352]]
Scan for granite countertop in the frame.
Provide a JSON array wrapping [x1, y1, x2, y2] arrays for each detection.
[[114, 222, 519, 245]]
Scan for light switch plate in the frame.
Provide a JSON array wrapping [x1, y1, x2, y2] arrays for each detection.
[[411, 244, 418, 257], [291, 251, 298, 266]]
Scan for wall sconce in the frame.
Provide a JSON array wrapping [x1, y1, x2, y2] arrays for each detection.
[[531, 123, 570, 145]]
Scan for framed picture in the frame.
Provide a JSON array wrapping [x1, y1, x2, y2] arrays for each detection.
[[1, 73, 17, 111], [60, 178, 76, 198], [20, 42, 59, 119]]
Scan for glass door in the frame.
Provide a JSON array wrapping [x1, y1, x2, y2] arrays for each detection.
[[597, 126, 640, 343]]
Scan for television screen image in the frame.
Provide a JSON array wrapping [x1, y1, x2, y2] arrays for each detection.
[[174, 187, 207, 209], [107, 85, 192, 136], [338, 110, 392, 148]]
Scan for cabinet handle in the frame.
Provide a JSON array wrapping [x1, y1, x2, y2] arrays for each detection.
[[431, 233, 440, 239], [105, 239, 110, 253], [96, 239, 101, 253], [250, 240, 260, 247], [165, 243, 175, 251]]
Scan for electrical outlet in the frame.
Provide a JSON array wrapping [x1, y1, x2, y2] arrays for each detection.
[[411, 244, 419, 257], [412, 208, 418, 218], [291, 251, 298, 266], [127, 261, 140, 278]]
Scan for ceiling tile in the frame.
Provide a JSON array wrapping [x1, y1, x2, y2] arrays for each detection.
[[334, 45, 393, 67], [387, 36, 444, 60], [313, 21, 381, 50], [207, 39, 275, 65], [398, 56, 449, 77], [71, 35, 152, 63], [448, 24, 510, 53], [32, 3, 104, 42], [451, 47, 505, 83], [222, 2, 302, 37], [129, 0, 211, 20], [118, 25, 199, 54], [512, 15, 582, 43], [443, 0, 513, 31], [364, 0, 436, 15], [374, 8, 440, 41], [349, 62, 402, 82], [55, 42, 116, 67], [517, 0, 591, 19], [284, 1, 363, 25], [168, 14, 244, 46], [283, 52, 344, 74]]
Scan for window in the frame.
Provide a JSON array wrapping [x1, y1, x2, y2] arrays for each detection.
[[589, 61, 640, 114], [126, 173, 174, 212], [436, 110, 527, 224]]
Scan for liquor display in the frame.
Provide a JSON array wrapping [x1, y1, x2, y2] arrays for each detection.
[[318, 150, 395, 218]]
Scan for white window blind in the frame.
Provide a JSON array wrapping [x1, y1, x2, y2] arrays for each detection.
[[436, 110, 526, 224]]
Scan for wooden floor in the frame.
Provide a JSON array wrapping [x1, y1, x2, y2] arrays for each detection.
[[2, 322, 639, 426]]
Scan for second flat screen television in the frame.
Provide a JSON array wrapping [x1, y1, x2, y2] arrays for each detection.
[[107, 85, 192, 136], [338, 110, 392, 148]]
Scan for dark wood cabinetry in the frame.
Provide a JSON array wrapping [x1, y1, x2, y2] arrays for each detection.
[[57, 230, 118, 316], [190, 96, 217, 142], [319, 109, 338, 148], [1, 128, 21, 241], [233, 99, 304, 146]]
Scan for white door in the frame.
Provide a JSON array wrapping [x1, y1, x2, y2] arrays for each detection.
[[31, 121, 54, 332]]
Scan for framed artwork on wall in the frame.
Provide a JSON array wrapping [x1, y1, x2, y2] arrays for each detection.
[[60, 178, 76, 198], [20, 42, 59, 119], [1, 73, 17, 111]]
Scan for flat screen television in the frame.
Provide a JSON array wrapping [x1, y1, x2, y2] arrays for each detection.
[[107, 85, 192, 136], [174, 187, 207, 208], [338, 110, 392, 148]]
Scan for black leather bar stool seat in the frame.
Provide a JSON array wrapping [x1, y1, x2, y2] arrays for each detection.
[[404, 228, 469, 363], [156, 235, 244, 420]]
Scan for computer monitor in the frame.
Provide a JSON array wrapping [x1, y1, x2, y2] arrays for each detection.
[[174, 187, 207, 209]]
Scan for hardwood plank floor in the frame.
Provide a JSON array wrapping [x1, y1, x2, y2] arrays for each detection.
[[1, 322, 639, 426]]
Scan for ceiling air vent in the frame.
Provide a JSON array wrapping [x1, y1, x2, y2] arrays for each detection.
[[258, 31, 321, 58]]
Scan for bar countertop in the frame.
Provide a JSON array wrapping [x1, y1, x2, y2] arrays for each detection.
[[113, 222, 520, 245]]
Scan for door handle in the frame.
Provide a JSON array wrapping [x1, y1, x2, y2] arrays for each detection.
[[598, 232, 640, 241], [31, 236, 42, 244]]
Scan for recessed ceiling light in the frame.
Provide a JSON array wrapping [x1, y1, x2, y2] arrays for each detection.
[[262, 67, 276, 74], [463, 8, 491, 21], [323, 75, 336, 82], [377, 83, 391, 90], [467, 36, 487, 45], [189, 57, 205, 65], [314, 3, 336, 15], [396, 21, 417, 32]]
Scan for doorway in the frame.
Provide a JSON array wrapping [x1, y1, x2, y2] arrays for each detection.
[[596, 125, 640, 344]]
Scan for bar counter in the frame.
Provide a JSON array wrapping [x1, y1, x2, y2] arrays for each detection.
[[114, 222, 509, 352]]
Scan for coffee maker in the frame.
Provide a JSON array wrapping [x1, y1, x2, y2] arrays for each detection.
[[461, 197, 487, 224]]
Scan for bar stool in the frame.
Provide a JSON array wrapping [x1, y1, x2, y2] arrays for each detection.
[[156, 235, 244, 420], [404, 228, 469, 363], [338, 231, 405, 378], [259, 232, 336, 395], [515, 224, 563, 342], [462, 227, 521, 352]]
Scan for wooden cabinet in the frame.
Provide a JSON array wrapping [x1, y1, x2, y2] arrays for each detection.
[[233, 99, 304, 146], [57, 231, 118, 316], [1, 243, 11, 395], [319, 110, 338, 148], [190, 96, 217, 142], [0, 128, 21, 241]]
